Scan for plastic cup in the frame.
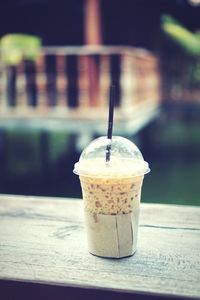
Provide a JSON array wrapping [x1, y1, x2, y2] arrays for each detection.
[[73, 136, 150, 258]]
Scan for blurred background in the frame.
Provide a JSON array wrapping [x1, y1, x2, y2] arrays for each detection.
[[0, 0, 200, 205]]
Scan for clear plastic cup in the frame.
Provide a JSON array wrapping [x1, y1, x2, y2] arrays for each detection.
[[73, 136, 150, 258]]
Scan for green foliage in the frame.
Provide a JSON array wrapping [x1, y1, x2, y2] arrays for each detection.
[[161, 14, 200, 89], [0, 34, 41, 66], [161, 14, 200, 56]]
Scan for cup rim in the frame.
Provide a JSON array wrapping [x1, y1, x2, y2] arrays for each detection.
[[73, 161, 150, 178]]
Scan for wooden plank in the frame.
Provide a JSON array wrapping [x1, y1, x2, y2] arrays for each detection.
[[0, 280, 184, 300], [41, 46, 154, 56], [0, 195, 200, 299], [0, 102, 160, 136]]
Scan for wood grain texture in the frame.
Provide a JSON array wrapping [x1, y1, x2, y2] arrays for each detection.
[[0, 195, 200, 299]]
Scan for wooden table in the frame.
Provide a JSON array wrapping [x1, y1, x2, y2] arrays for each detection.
[[0, 195, 199, 300]]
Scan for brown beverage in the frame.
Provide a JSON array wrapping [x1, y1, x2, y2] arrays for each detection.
[[74, 137, 149, 258]]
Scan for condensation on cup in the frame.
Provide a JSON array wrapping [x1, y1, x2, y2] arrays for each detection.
[[73, 136, 150, 258]]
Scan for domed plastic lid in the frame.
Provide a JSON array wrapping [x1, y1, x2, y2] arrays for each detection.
[[73, 136, 150, 178]]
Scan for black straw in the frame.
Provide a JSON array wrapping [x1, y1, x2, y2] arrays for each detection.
[[106, 85, 115, 162]]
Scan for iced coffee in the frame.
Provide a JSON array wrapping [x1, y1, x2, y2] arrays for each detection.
[[74, 136, 150, 258]]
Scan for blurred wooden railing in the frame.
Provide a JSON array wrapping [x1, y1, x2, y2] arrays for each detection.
[[0, 46, 161, 134]]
